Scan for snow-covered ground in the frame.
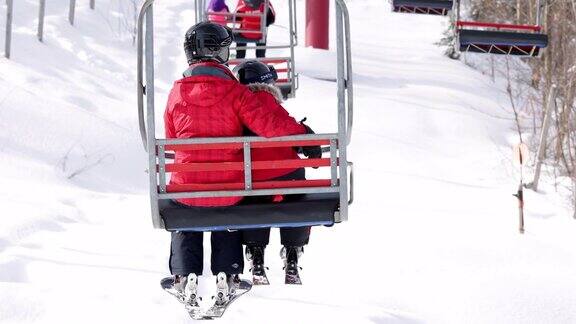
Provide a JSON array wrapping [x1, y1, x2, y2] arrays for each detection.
[[1, 0, 576, 323]]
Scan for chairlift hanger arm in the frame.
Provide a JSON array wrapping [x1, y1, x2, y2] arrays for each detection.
[[137, 0, 155, 151]]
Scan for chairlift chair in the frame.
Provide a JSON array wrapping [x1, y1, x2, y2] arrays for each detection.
[[137, 0, 353, 232], [455, 0, 548, 56], [392, 0, 453, 16], [197, 0, 272, 44], [196, 0, 299, 99]]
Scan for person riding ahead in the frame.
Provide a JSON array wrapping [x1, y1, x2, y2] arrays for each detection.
[[234, 0, 275, 58]]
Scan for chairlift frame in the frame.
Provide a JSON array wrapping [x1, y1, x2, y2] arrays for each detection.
[[137, 0, 353, 231], [455, 0, 548, 56], [392, 0, 453, 16], [196, 0, 298, 99]]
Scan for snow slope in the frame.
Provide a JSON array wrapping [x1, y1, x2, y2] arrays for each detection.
[[1, 0, 576, 323]]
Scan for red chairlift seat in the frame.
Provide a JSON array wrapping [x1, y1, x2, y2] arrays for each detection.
[[392, 0, 453, 15], [457, 21, 548, 56]]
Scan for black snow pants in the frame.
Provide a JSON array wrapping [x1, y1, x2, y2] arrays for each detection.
[[235, 41, 267, 59], [169, 230, 244, 276], [242, 168, 311, 247]]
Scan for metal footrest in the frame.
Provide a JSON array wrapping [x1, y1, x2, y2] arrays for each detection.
[[393, 0, 453, 15]]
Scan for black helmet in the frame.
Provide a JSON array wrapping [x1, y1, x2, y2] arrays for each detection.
[[244, 0, 264, 8], [184, 22, 233, 64], [233, 60, 278, 85]]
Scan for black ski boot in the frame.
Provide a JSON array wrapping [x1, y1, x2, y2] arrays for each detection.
[[281, 246, 304, 285], [245, 245, 269, 285]]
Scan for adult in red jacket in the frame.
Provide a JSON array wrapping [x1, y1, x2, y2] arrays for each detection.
[[164, 22, 308, 305], [234, 0, 275, 58], [233, 60, 321, 284]]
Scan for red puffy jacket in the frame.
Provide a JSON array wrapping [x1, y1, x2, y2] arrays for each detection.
[[245, 83, 301, 181], [164, 61, 306, 207], [235, 0, 275, 40]]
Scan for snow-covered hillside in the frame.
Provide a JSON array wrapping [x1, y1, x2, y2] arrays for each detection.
[[1, 1, 575, 323]]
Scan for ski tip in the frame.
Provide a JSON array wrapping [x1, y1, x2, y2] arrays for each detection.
[[285, 278, 303, 285], [252, 276, 270, 286]]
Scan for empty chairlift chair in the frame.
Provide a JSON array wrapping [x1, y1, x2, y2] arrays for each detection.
[[455, 0, 548, 56], [197, 0, 299, 99], [392, 0, 453, 16], [137, 0, 354, 232]]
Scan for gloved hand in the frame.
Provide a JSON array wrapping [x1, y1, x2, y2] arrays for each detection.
[[301, 145, 322, 159], [298, 118, 322, 160]]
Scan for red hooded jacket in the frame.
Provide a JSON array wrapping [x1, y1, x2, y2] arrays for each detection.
[[235, 0, 275, 40], [164, 61, 306, 207], [245, 83, 301, 181]]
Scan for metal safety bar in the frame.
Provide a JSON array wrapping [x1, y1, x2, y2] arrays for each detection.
[[456, 21, 541, 32], [137, 0, 353, 228], [536, 0, 543, 28], [4, 0, 13, 59], [336, 0, 353, 145], [195, 0, 204, 23], [155, 134, 342, 199]]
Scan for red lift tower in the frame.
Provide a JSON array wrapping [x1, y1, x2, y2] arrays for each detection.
[[306, 0, 329, 50]]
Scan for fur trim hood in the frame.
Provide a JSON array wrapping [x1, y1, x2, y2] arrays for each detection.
[[247, 83, 284, 103]]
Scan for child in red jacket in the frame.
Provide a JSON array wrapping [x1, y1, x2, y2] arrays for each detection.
[[234, 0, 275, 58], [163, 23, 309, 307], [233, 60, 321, 284]]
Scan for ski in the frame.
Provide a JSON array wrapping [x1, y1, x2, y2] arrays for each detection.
[[163, 274, 252, 320], [281, 246, 303, 285], [199, 278, 252, 320], [251, 263, 270, 285], [160, 276, 186, 304], [284, 264, 302, 285], [252, 271, 270, 285], [161, 276, 203, 319]]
